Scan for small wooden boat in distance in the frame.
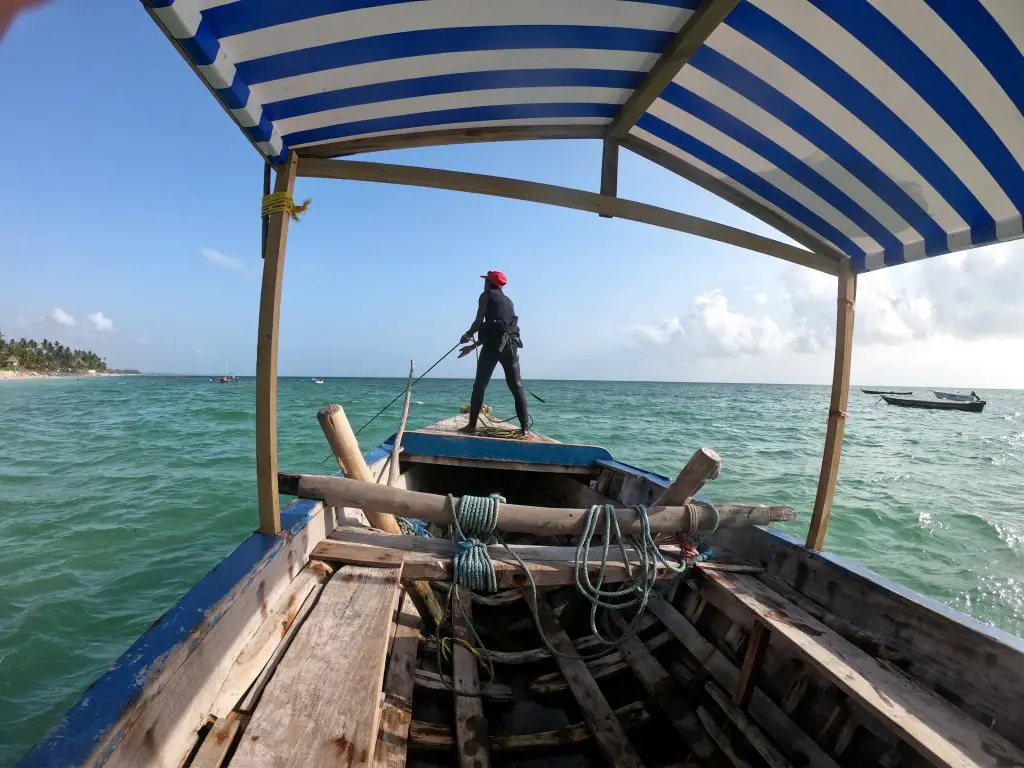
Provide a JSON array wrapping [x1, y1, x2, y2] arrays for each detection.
[[882, 395, 986, 412], [312, 377, 324, 384], [861, 389, 913, 395], [933, 390, 976, 401]]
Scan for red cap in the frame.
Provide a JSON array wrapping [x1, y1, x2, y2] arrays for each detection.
[[481, 270, 507, 287]]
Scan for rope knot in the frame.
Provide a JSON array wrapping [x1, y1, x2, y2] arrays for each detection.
[[261, 192, 311, 221], [449, 493, 503, 593]]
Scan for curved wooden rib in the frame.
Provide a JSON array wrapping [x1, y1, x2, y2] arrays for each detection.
[[409, 700, 652, 751], [414, 669, 515, 702], [530, 632, 673, 695], [472, 589, 522, 606]]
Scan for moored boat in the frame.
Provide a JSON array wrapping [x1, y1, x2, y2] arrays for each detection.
[[312, 377, 324, 384], [932, 390, 977, 401], [882, 395, 986, 412], [861, 389, 913, 395]]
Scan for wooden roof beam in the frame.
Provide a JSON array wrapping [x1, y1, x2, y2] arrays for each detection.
[[296, 157, 838, 274], [607, 0, 740, 140]]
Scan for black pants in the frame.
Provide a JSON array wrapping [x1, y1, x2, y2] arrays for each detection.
[[469, 345, 529, 429]]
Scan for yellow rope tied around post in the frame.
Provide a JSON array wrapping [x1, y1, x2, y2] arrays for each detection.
[[261, 192, 311, 221]]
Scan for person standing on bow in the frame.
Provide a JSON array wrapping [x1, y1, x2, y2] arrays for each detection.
[[460, 270, 529, 436]]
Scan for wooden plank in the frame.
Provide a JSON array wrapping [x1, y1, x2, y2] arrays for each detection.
[[706, 682, 794, 768], [704, 570, 1024, 768], [255, 151, 298, 535], [525, 593, 646, 768], [621, 135, 845, 270], [647, 596, 840, 768], [408, 700, 652, 751], [296, 125, 604, 159], [99, 507, 333, 768], [313, 529, 689, 588], [295, 157, 834, 272], [608, 0, 740, 138], [599, 138, 619, 217], [231, 566, 403, 768], [208, 566, 325, 717], [414, 669, 514, 702], [373, 596, 422, 768], [696, 706, 754, 768], [452, 588, 490, 768], [806, 261, 856, 550], [734, 620, 770, 709], [613, 624, 716, 759], [189, 715, 242, 768], [530, 632, 673, 695], [401, 453, 594, 474]]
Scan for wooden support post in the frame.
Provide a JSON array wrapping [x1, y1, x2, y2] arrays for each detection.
[[599, 138, 618, 218], [654, 447, 722, 507], [255, 152, 298, 535], [806, 261, 856, 550], [734, 620, 770, 709], [389, 361, 414, 487], [317, 403, 445, 633], [453, 588, 490, 768]]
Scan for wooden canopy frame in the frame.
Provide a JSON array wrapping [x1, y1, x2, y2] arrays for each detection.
[[256, 136, 855, 552]]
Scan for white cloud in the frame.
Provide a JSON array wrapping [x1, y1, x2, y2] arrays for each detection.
[[755, 292, 769, 305], [87, 312, 114, 331], [50, 308, 75, 326], [634, 289, 792, 357], [202, 247, 246, 272]]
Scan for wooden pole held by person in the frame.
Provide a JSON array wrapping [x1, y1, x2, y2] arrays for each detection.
[[806, 262, 856, 551]]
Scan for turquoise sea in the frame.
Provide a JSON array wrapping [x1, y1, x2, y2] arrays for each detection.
[[1, 376, 1022, 763]]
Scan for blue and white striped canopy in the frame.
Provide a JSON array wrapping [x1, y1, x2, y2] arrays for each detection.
[[147, 0, 1024, 273]]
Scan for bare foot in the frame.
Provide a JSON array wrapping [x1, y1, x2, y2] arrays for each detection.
[[458, 424, 476, 435]]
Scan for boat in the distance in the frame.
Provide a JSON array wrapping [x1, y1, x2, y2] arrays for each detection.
[[882, 395, 986, 412], [933, 390, 977, 401], [312, 377, 324, 384], [861, 389, 913, 395]]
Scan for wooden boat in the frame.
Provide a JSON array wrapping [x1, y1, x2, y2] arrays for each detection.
[[19, 1, 1024, 766], [932, 390, 977, 402], [882, 395, 986, 413], [861, 389, 913, 395], [312, 377, 325, 385]]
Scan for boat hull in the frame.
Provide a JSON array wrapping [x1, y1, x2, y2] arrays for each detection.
[[882, 395, 985, 412], [932, 390, 975, 401], [861, 389, 912, 395]]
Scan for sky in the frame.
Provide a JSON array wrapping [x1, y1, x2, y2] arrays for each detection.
[[1, 2, 1022, 387]]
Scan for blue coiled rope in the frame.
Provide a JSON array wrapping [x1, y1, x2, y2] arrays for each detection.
[[450, 492, 503, 593]]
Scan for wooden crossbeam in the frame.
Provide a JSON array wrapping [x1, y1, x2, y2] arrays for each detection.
[[607, 0, 740, 139], [295, 157, 834, 272]]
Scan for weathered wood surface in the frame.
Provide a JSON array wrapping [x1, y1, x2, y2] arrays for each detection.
[[706, 682, 794, 768], [526, 593, 646, 768], [806, 261, 856, 551], [231, 566, 403, 768], [414, 669, 514, 702], [716, 525, 1024, 748], [282, 472, 795, 535], [408, 701, 653, 751], [99, 507, 332, 768], [209, 566, 325, 717], [255, 151, 299, 534], [452, 589, 490, 768], [189, 715, 243, 768], [647, 596, 840, 768], [400, 453, 594, 474], [734, 620, 770, 709], [296, 157, 828, 271], [613, 622, 715, 759], [313, 528, 690, 588], [373, 596, 422, 768], [697, 706, 754, 768], [704, 569, 1024, 768], [653, 447, 722, 507], [530, 632, 672, 695]]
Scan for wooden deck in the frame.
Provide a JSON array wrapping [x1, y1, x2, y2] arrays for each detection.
[[413, 411, 555, 442]]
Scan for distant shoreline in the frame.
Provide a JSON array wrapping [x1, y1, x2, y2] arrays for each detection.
[[0, 371, 140, 383]]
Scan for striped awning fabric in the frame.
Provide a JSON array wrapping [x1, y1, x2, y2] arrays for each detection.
[[147, 0, 1024, 273]]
